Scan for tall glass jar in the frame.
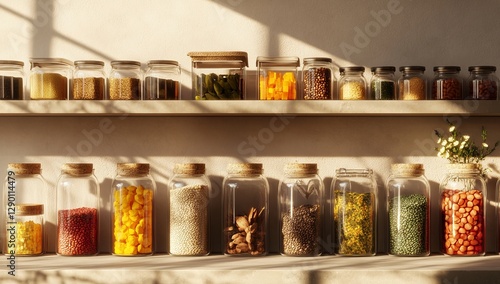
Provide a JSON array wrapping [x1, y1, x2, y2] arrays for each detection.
[[168, 163, 211, 256], [370, 66, 396, 100], [257, 56, 299, 100], [0, 60, 24, 100], [278, 163, 323, 256], [331, 168, 377, 256], [466, 66, 499, 100], [29, 58, 73, 100], [56, 163, 99, 256], [111, 163, 155, 256], [72, 60, 106, 100], [144, 60, 181, 100], [398, 66, 427, 100], [108, 60, 142, 100], [222, 163, 268, 256], [432, 66, 463, 100], [7, 204, 44, 256], [338, 66, 367, 100], [440, 163, 486, 256], [387, 164, 430, 256], [302, 57, 335, 100]]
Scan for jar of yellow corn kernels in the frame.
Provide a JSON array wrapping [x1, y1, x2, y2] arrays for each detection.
[[257, 56, 300, 100], [338, 66, 367, 100], [6, 204, 44, 256], [111, 163, 156, 256]]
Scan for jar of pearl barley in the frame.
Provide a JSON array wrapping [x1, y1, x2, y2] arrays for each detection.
[[398, 66, 427, 100], [338, 66, 367, 100]]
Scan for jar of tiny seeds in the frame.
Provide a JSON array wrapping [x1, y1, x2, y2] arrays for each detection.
[[331, 168, 377, 256], [370, 66, 396, 100], [398, 66, 427, 100], [278, 163, 323, 256], [257, 56, 300, 100], [72, 60, 106, 100], [466, 66, 499, 100], [338, 66, 367, 100], [7, 204, 44, 256], [222, 163, 269, 256], [0, 60, 24, 100], [302, 57, 335, 100], [432, 66, 463, 100], [386, 164, 430, 256], [56, 163, 99, 256], [168, 163, 211, 256], [108, 60, 142, 100], [29, 58, 73, 100], [144, 60, 181, 100], [111, 163, 155, 256]]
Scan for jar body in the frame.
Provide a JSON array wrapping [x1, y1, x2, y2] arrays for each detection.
[[332, 168, 377, 256], [398, 66, 427, 100], [56, 164, 99, 256], [108, 61, 142, 100], [466, 66, 499, 100], [432, 66, 462, 100], [29, 58, 73, 100], [72, 60, 106, 100], [302, 58, 335, 100], [440, 164, 486, 256], [144, 60, 181, 100], [338, 67, 367, 100], [0, 60, 24, 100], [7, 205, 44, 256], [370, 66, 396, 100], [386, 164, 430, 256], [257, 56, 299, 100]]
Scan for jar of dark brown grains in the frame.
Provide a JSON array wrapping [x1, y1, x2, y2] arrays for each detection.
[[302, 57, 335, 100], [108, 60, 142, 100], [432, 66, 462, 100], [72, 60, 106, 100], [0, 60, 24, 100], [144, 60, 181, 100], [466, 66, 499, 100]]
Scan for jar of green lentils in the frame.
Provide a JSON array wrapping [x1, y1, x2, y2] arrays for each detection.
[[338, 67, 367, 100], [370, 66, 396, 100]]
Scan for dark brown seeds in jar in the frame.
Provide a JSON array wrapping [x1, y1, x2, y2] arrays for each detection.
[[433, 78, 462, 100], [303, 68, 331, 100]]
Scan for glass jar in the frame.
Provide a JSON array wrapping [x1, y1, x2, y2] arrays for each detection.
[[370, 66, 396, 100], [331, 168, 377, 256], [432, 66, 463, 100], [72, 60, 106, 100], [398, 66, 427, 100], [188, 51, 247, 100], [168, 163, 211, 256], [108, 60, 142, 100], [256, 56, 299, 100], [302, 57, 335, 100], [466, 66, 499, 100], [56, 163, 99, 256], [222, 163, 268, 256], [386, 164, 430, 256], [0, 60, 24, 100], [29, 58, 73, 100], [440, 163, 486, 256], [278, 163, 323, 256], [111, 163, 155, 256], [6, 204, 44, 256], [144, 60, 181, 100], [338, 66, 367, 100]]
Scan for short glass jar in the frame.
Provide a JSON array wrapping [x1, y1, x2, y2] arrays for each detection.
[[370, 66, 396, 100], [338, 66, 367, 100], [398, 66, 427, 100], [7, 204, 44, 256], [257, 56, 300, 100], [144, 60, 181, 100], [386, 164, 430, 256], [29, 58, 73, 100], [302, 57, 335, 100], [188, 51, 247, 100], [331, 168, 377, 256], [111, 163, 155, 256], [72, 60, 106, 100], [0, 60, 24, 100], [222, 163, 269, 256], [108, 60, 142, 100], [278, 163, 323, 256], [56, 163, 99, 256], [466, 66, 499, 100], [168, 163, 211, 256], [432, 66, 462, 100]]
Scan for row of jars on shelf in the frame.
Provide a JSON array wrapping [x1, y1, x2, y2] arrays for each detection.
[[1, 53, 499, 101], [2, 162, 494, 257]]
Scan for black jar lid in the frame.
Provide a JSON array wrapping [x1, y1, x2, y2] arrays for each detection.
[[340, 66, 365, 73], [433, 66, 461, 72], [468, 66, 496, 72], [303, 57, 332, 65], [371, 66, 396, 73], [399, 66, 426, 72]]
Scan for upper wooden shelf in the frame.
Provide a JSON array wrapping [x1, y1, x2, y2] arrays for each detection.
[[0, 100, 499, 117]]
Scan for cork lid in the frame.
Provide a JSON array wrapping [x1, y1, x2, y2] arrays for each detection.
[[62, 163, 93, 175], [117, 163, 150, 176], [174, 163, 205, 175], [16, 204, 44, 216], [391, 163, 424, 176], [8, 163, 41, 175], [284, 163, 318, 176], [446, 163, 481, 173], [188, 51, 248, 67], [227, 163, 263, 175]]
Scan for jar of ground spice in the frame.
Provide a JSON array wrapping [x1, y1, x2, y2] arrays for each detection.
[[72, 60, 106, 100], [0, 60, 24, 100], [398, 66, 427, 100], [222, 163, 269, 256], [331, 168, 377, 256], [144, 60, 181, 100], [108, 60, 142, 100], [111, 163, 155, 256], [29, 58, 73, 100], [278, 163, 323, 256], [370, 66, 396, 100], [257, 56, 300, 100], [338, 66, 367, 100], [56, 163, 99, 256], [386, 164, 430, 256], [432, 66, 463, 100], [466, 66, 499, 100], [8, 204, 44, 256], [168, 163, 211, 256], [302, 57, 336, 100]]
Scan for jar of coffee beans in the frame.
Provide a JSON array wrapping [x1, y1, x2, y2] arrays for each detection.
[[0, 60, 24, 100], [432, 66, 463, 100], [302, 57, 335, 100], [56, 163, 99, 256], [108, 60, 142, 100], [398, 66, 427, 100], [370, 66, 396, 100], [466, 66, 499, 100], [338, 66, 367, 100], [278, 163, 323, 256], [72, 60, 106, 100]]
